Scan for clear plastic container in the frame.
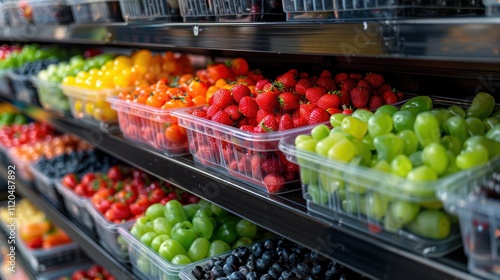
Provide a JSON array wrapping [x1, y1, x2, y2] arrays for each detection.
[[172, 107, 317, 194], [28, 163, 62, 208], [179, 0, 285, 22], [178, 252, 231, 280], [61, 84, 127, 132], [119, 226, 211, 280], [31, 76, 70, 115], [0, 3, 8, 27], [108, 96, 189, 156], [68, 0, 124, 23], [4, 0, 30, 26], [29, 0, 74, 25], [437, 156, 500, 280], [38, 262, 93, 280], [16, 234, 85, 272], [120, 0, 181, 21], [85, 201, 134, 262], [278, 135, 462, 257], [0, 69, 14, 98], [54, 181, 96, 235], [282, 0, 484, 21], [6, 72, 40, 106]]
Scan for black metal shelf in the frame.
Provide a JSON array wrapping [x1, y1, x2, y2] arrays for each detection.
[[1, 18, 500, 62], [1, 98, 482, 280], [0, 160, 138, 280]]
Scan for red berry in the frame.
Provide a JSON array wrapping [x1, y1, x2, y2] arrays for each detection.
[[238, 96, 259, 118], [316, 93, 341, 110], [368, 95, 384, 110], [305, 87, 326, 104], [334, 73, 348, 85], [350, 87, 370, 108], [278, 92, 300, 111], [255, 92, 277, 113], [261, 158, 284, 174], [212, 111, 233, 126], [255, 79, 270, 92], [259, 115, 279, 132], [340, 78, 357, 92], [299, 103, 317, 121], [275, 71, 297, 89], [382, 90, 399, 105], [211, 88, 234, 110], [224, 105, 242, 121], [231, 84, 252, 103], [294, 78, 313, 96], [364, 73, 384, 89], [278, 113, 294, 131], [308, 108, 330, 124], [263, 174, 286, 193], [357, 80, 371, 90], [315, 76, 337, 91]]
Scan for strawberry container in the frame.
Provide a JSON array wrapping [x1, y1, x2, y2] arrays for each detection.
[[68, 0, 124, 23], [38, 262, 94, 280], [282, 0, 483, 21], [437, 156, 500, 280], [61, 84, 127, 132], [29, 163, 64, 208], [179, 0, 285, 22], [107, 96, 189, 156], [31, 76, 70, 115], [29, 0, 74, 25], [85, 201, 134, 262], [6, 71, 41, 106], [16, 234, 86, 272], [119, 0, 182, 21], [54, 181, 97, 235], [172, 107, 319, 194]]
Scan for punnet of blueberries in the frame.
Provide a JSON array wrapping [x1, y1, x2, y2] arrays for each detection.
[[12, 58, 60, 76], [34, 149, 120, 179], [190, 238, 368, 280]]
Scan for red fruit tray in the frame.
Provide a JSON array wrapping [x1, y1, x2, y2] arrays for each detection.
[[107, 96, 189, 156], [172, 107, 320, 194]]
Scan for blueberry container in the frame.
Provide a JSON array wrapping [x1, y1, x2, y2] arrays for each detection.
[[54, 181, 96, 235], [29, 163, 63, 208], [6, 72, 40, 106], [68, 0, 124, 23]]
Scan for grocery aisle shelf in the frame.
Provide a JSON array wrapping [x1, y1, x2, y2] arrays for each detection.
[[0, 19, 500, 62], [0, 164, 139, 280], [3, 99, 481, 280]]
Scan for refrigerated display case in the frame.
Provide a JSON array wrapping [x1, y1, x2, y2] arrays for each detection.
[[0, 3, 499, 279]]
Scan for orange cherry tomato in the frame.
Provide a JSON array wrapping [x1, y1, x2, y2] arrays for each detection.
[[229, 58, 249, 77], [187, 79, 208, 97], [165, 123, 187, 144]]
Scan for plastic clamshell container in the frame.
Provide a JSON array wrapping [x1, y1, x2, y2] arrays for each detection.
[[31, 76, 70, 115], [120, 0, 181, 21], [108, 96, 189, 156], [437, 156, 500, 280], [29, 163, 62, 208], [68, 0, 124, 23], [86, 201, 134, 262], [179, 0, 285, 22], [16, 234, 85, 272], [29, 0, 74, 25], [6, 72, 40, 106], [0, 69, 14, 98], [282, 0, 484, 21], [54, 181, 96, 235], [172, 107, 317, 194], [119, 226, 213, 280], [61, 84, 126, 132]]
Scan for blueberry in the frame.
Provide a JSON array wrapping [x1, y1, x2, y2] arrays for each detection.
[[211, 266, 225, 278], [268, 268, 279, 279], [226, 255, 241, 267], [229, 271, 245, 280], [264, 239, 275, 250], [340, 274, 354, 280], [191, 266, 205, 279], [296, 262, 309, 275], [311, 264, 323, 276], [279, 248, 290, 263], [305, 276, 317, 280], [248, 254, 256, 262], [235, 247, 251, 260], [271, 262, 283, 274], [246, 260, 256, 271], [261, 251, 277, 265], [224, 263, 237, 275], [280, 270, 293, 280], [246, 271, 258, 280], [215, 260, 226, 267], [238, 266, 249, 276], [288, 253, 299, 265], [256, 258, 268, 272], [252, 243, 264, 257]]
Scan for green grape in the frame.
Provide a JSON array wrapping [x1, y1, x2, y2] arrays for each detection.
[[308, 184, 329, 205], [447, 105, 466, 118], [409, 151, 423, 167], [171, 255, 192, 265], [390, 154, 413, 178], [362, 133, 375, 151], [373, 133, 403, 162], [140, 231, 158, 247], [389, 200, 420, 225], [315, 133, 345, 157], [342, 199, 359, 214], [441, 135, 462, 156], [311, 124, 331, 141], [464, 135, 500, 159], [152, 217, 171, 235], [352, 109, 373, 123], [421, 143, 449, 175], [407, 166, 437, 181], [351, 138, 372, 166], [443, 151, 460, 176], [296, 138, 318, 153], [392, 110, 417, 133], [341, 116, 368, 139], [327, 138, 357, 162], [384, 208, 403, 233], [397, 130, 419, 156], [375, 105, 398, 117], [295, 134, 312, 145], [414, 112, 441, 147], [456, 144, 488, 170], [363, 192, 390, 220], [319, 165, 344, 193], [371, 160, 390, 173], [466, 117, 485, 136], [330, 113, 348, 127], [368, 113, 393, 138], [429, 109, 452, 132], [406, 210, 451, 239]]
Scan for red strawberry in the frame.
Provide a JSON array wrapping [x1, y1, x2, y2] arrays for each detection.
[[357, 80, 371, 90], [275, 72, 297, 89], [255, 79, 270, 92], [261, 158, 284, 174], [278, 92, 299, 111], [334, 73, 348, 85], [212, 111, 233, 126], [231, 84, 252, 103], [342, 105, 353, 114], [368, 95, 384, 110], [240, 125, 255, 133], [263, 82, 281, 93], [259, 115, 278, 132], [256, 108, 272, 122], [292, 111, 308, 128], [308, 108, 330, 124], [320, 70, 332, 77], [316, 93, 340, 110], [350, 87, 370, 108], [294, 78, 313, 95], [211, 88, 234, 109], [378, 83, 392, 94], [382, 90, 398, 105], [263, 174, 286, 193], [364, 73, 384, 89], [224, 105, 241, 121], [315, 76, 337, 91], [299, 103, 317, 121], [397, 91, 405, 101], [278, 113, 294, 131], [256, 92, 277, 112], [285, 161, 300, 172], [206, 106, 221, 119], [305, 87, 326, 104], [238, 96, 258, 118], [349, 73, 363, 81], [337, 90, 350, 106], [326, 107, 342, 115], [341, 78, 357, 92], [191, 109, 207, 118]]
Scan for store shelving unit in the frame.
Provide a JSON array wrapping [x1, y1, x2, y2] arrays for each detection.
[[0, 17, 499, 280]]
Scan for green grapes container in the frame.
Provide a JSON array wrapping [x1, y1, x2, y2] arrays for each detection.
[[31, 76, 70, 116]]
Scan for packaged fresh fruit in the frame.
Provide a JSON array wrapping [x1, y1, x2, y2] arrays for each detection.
[[60, 264, 116, 280], [278, 92, 500, 256]]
